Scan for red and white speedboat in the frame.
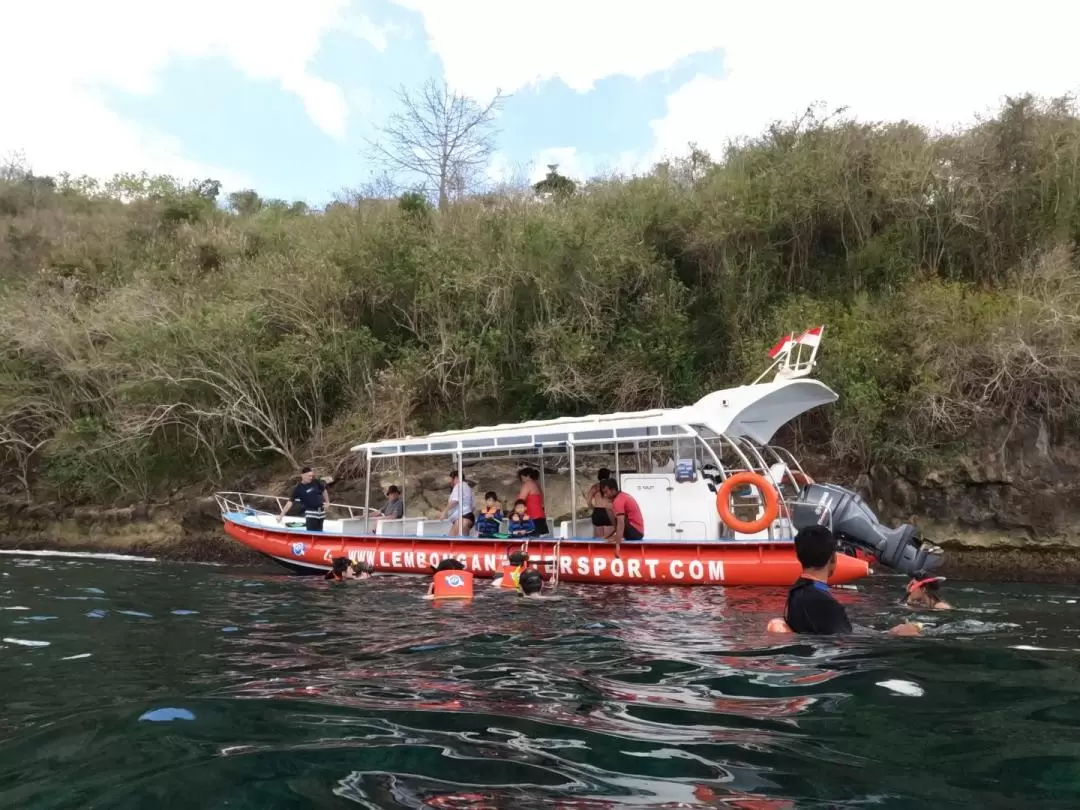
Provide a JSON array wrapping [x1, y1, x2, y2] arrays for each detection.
[[217, 329, 943, 586]]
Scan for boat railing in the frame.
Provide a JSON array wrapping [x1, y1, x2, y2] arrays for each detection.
[[214, 491, 380, 520]]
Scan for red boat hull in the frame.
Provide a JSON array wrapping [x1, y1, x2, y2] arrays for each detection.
[[223, 516, 870, 586]]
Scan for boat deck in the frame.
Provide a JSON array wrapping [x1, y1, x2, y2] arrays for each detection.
[[225, 510, 797, 545]]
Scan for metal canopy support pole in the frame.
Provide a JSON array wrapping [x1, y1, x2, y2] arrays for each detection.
[[400, 457, 406, 520], [538, 446, 546, 504], [457, 447, 465, 538], [569, 442, 577, 541], [364, 450, 372, 532], [614, 444, 620, 485]]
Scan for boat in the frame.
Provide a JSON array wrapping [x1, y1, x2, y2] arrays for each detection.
[[216, 327, 944, 586]]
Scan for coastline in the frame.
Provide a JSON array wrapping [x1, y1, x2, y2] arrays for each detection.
[[3, 499, 1079, 583]]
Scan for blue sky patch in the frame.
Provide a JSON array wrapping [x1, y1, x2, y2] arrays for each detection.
[[93, 0, 725, 205]]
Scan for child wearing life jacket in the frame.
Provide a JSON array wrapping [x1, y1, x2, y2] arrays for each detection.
[[491, 549, 529, 589], [475, 491, 504, 538], [507, 499, 537, 539]]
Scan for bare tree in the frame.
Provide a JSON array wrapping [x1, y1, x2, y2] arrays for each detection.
[[366, 79, 504, 210]]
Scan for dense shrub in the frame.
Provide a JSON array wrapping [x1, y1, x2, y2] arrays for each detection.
[[2, 94, 1080, 502]]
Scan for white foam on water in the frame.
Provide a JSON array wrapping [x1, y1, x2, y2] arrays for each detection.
[[2, 606, 30, 611], [1011, 644, 1076, 652], [876, 679, 924, 697], [3, 638, 50, 647], [0, 550, 157, 563], [61, 653, 92, 660]]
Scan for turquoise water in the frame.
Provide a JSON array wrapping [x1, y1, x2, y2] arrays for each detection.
[[1, 555, 1080, 808]]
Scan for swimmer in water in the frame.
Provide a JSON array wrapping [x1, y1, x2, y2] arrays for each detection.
[[424, 558, 467, 599], [905, 575, 951, 610], [491, 549, 529, 589], [324, 556, 354, 581], [351, 560, 375, 580], [767, 525, 922, 636], [517, 568, 564, 600]]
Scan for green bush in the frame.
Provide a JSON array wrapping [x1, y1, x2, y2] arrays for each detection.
[[2, 94, 1080, 502]]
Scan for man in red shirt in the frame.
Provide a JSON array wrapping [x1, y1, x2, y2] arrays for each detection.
[[599, 478, 644, 557]]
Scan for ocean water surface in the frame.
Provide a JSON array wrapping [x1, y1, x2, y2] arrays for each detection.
[[1, 554, 1079, 808]]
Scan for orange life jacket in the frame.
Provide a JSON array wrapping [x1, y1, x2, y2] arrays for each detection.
[[432, 569, 474, 599], [498, 564, 524, 588]]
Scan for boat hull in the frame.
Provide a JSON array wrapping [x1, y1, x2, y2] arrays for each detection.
[[223, 514, 869, 586]]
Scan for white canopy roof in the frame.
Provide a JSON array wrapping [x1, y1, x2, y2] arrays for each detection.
[[351, 377, 837, 458]]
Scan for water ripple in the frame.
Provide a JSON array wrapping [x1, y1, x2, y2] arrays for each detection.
[[1, 557, 1080, 808]]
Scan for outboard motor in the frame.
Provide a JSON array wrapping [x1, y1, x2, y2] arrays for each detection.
[[788, 483, 943, 577]]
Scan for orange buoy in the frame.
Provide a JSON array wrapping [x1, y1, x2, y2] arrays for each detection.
[[766, 618, 793, 634], [432, 569, 474, 599], [717, 472, 781, 534]]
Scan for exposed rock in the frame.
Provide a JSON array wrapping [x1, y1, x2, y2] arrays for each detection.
[[5, 426, 1080, 577]]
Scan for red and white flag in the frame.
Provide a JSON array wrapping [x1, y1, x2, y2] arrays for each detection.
[[767, 333, 794, 359], [796, 325, 824, 348]]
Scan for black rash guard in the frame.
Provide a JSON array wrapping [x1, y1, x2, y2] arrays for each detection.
[[785, 578, 853, 635]]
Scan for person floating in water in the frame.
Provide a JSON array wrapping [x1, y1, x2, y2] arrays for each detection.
[[351, 560, 374, 579], [767, 526, 922, 636], [905, 575, 952, 610], [324, 557, 353, 581], [424, 558, 473, 600], [517, 568, 564, 600], [491, 549, 529, 589]]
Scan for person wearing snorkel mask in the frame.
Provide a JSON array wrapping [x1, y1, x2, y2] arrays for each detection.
[[906, 575, 952, 610]]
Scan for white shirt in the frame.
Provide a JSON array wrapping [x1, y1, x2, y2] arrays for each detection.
[[448, 481, 474, 519]]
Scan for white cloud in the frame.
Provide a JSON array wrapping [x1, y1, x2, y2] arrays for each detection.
[[393, 0, 1080, 164], [0, 0, 388, 183]]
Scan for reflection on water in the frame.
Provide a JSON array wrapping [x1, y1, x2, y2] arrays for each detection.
[[1, 556, 1080, 808]]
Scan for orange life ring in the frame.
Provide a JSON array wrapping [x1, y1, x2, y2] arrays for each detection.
[[716, 472, 781, 534]]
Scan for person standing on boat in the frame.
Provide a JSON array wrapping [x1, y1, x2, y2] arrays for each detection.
[[585, 468, 615, 539], [599, 478, 645, 557], [278, 466, 329, 532], [517, 467, 548, 536], [442, 470, 475, 536]]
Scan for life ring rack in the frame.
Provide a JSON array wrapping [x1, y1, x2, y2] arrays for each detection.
[[716, 471, 781, 535]]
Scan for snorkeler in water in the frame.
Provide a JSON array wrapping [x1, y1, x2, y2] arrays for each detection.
[[491, 549, 529, 589], [424, 558, 471, 599], [325, 557, 374, 581], [905, 575, 952, 610], [351, 560, 375, 580], [517, 568, 564, 600], [767, 526, 922, 636]]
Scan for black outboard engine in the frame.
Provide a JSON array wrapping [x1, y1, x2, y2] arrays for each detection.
[[788, 482, 943, 577]]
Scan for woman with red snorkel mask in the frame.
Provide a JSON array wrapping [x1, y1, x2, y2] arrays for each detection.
[[906, 575, 952, 610]]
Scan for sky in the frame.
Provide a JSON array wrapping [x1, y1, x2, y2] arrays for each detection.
[[2, 0, 1079, 206]]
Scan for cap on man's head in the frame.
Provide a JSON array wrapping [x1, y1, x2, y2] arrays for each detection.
[[301, 466, 313, 473], [386, 485, 400, 494]]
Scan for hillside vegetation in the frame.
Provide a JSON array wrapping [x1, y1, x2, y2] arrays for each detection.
[[2, 95, 1080, 506]]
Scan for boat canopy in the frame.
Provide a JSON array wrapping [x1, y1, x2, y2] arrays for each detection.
[[351, 378, 837, 459]]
